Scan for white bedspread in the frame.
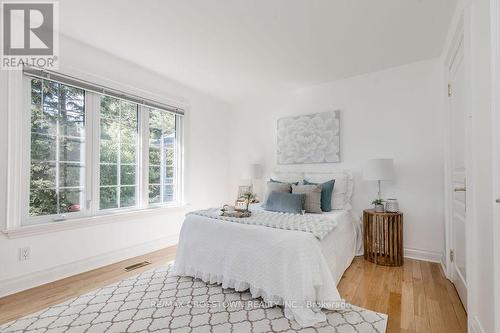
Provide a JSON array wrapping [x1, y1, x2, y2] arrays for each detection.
[[188, 208, 338, 239], [174, 208, 359, 327]]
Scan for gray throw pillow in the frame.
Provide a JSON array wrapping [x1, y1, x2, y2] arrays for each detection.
[[303, 179, 335, 212], [292, 184, 323, 213], [264, 181, 292, 203], [264, 191, 305, 214]]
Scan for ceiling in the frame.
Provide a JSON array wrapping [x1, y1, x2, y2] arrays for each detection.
[[59, 0, 457, 104]]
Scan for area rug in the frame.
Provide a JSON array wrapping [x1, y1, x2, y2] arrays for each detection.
[[0, 264, 387, 333]]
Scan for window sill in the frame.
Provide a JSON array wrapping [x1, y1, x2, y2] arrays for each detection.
[[2, 204, 191, 239]]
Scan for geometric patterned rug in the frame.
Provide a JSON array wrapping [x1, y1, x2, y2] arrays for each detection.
[[0, 264, 387, 333]]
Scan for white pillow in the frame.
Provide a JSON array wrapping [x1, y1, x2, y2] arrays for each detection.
[[304, 171, 354, 210], [270, 171, 304, 184]]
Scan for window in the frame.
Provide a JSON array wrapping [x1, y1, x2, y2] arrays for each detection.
[[29, 79, 86, 217], [99, 96, 138, 210], [20, 70, 184, 226], [148, 109, 177, 204]]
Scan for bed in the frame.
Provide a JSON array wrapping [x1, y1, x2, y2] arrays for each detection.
[[173, 171, 362, 327]]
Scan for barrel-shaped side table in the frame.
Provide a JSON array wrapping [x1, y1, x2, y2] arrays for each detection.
[[363, 209, 403, 266]]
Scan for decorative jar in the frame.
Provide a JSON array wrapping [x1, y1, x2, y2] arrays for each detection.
[[385, 199, 399, 213]]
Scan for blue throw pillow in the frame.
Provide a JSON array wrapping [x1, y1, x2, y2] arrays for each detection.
[[303, 179, 335, 212], [264, 191, 305, 214]]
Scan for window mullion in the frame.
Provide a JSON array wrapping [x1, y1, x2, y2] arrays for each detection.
[[160, 127, 165, 204], [175, 115, 183, 204], [139, 106, 150, 208], [117, 110, 121, 209], [85, 92, 95, 216], [90, 92, 101, 216], [173, 116, 177, 203], [55, 86, 61, 215]]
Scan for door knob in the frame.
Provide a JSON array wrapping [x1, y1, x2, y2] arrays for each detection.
[[496, 199, 500, 203], [454, 187, 466, 192]]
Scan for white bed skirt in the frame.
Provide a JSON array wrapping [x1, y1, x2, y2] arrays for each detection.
[[173, 211, 359, 327]]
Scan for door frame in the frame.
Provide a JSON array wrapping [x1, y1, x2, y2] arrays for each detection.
[[490, 0, 500, 330]]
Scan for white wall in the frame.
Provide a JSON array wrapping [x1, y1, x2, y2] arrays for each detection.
[[0, 36, 233, 296], [229, 59, 445, 261]]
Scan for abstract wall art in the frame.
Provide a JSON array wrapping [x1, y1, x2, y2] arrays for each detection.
[[277, 110, 340, 164]]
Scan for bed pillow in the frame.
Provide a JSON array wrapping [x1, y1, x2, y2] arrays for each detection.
[[264, 181, 292, 203], [303, 179, 335, 212], [270, 171, 304, 184], [270, 178, 299, 186], [291, 184, 323, 214], [304, 171, 354, 210], [264, 191, 305, 214]]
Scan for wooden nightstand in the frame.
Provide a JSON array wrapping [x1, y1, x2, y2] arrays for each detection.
[[363, 209, 403, 266]]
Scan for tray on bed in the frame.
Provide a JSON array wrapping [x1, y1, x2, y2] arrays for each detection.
[[220, 205, 251, 218]]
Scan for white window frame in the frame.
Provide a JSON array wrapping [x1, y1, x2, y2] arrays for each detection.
[[4, 71, 185, 230], [146, 107, 183, 208], [95, 97, 142, 214], [21, 75, 89, 225]]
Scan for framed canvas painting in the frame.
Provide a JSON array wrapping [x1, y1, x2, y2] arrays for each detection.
[[277, 110, 340, 164]]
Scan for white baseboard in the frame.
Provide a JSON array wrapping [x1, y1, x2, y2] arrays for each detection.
[[440, 258, 449, 279], [469, 316, 486, 333], [404, 247, 443, 263], [0, 235, 178, 297], [0, 241, 444, 298]]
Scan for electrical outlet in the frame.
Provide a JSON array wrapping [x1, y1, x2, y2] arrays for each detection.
[[19, 247, 31, 261]]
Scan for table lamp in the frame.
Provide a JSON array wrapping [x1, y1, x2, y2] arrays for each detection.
[[363, 159, 394, 199]]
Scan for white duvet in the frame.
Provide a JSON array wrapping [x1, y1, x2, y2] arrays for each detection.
[[173, 208, 360, 327]]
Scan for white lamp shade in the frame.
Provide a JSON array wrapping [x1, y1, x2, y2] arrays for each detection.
[[241, 163, 263, 181], [363, 159, 394, 181]]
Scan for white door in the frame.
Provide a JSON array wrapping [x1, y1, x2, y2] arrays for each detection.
[[449, 41, 467, 308]]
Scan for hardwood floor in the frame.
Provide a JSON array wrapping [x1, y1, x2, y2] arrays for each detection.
[[337, 257, 467, 333], [0, 248, 466, 333], [0, 247, 176, 326]]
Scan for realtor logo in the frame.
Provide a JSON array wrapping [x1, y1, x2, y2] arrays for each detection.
[[1, 1, 59, 69]]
